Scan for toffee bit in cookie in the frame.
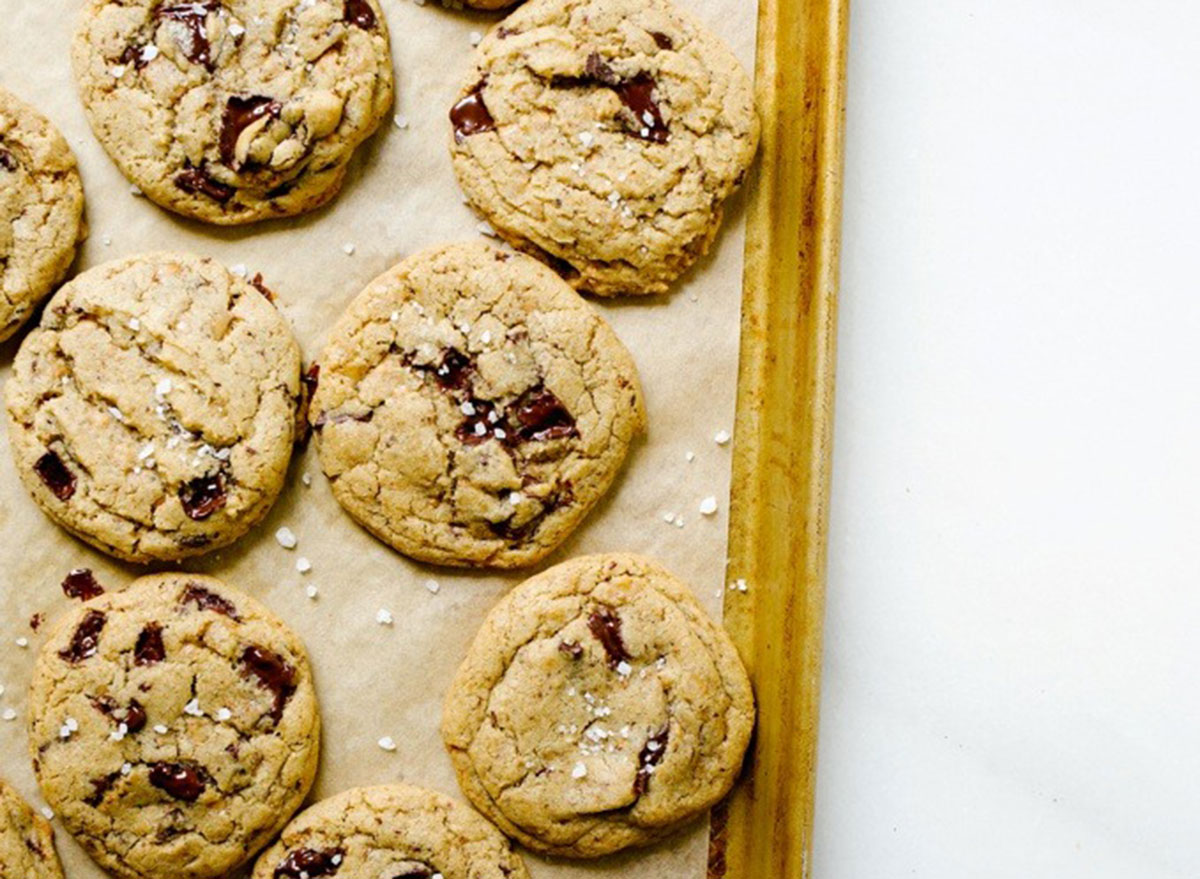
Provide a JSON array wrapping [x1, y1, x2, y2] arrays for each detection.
[[240, 645, 296, 723], [179, 473, 227, 520], [274, 847, 346, 879], [148, 761, 209, 802], [174, 163, 235, 203], [450, 82, 496, 141], [633, 725, 669, 796], [134, 623, 166, 665], [0, 147, 17, 171], [155, 2, 222, 70], [220, 95, 282, 167], [61, 568, 104, 602], [34, 450, 76, 500], [615, 74, 669, 144], [509, 386, 578, 442], [59, 610, 106, 663], [558, 640, 584, 660], [344, 0, 377, 29], [180, 581, 241, 619], [586, 605, 630, 668]]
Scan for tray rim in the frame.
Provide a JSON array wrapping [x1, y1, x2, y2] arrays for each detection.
[[709, 0, 849, 875]]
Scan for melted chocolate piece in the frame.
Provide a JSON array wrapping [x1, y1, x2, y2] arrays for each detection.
[[559, 640, 584, 660], [148, 762, 209, 801], [92, 696, 147, 733], [450, 83, 496, 141], [344, 0, 376, 29], [633, 725, 669, 795], [179, 473, 227, 520], [135, 623, 166, 665], [510, 386, 578, 442], [240, 645, 296, 723], [85, 771, 121, 807], [156, 2, 221, 70], [650, 31, 674, 50], [61, 568, 104, 602], [34, 451, 76, 500], [303, 363, 320, 399], [455, 399, 504, 445], [615, 74, 669, 143], [59, 610, 106, 663], [29, 613, 44, 631], [181, 582, 241, 619], [175, 163, 235, 202], [220, 95, 281, 167], [584, 53, 620, 86], [586, 605, 630, 668], [177, 533, 213, 548], [0, 148, 17, 172], [274, 847, 345, 879]]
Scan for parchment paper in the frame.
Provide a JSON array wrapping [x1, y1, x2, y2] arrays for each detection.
[[0, 2, 756, 876]]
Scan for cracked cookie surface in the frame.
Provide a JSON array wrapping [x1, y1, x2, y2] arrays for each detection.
[[0, 87, 87, 343], [251, 785, 529, 879], [311, 241, 645, 568], [0, 779, 65, 879], [72, 0, 394, 225], [4, 252, 301, 563], [441, 553, 754, 857], [27, 573, 320, 879], [449, 0, 758, 297]]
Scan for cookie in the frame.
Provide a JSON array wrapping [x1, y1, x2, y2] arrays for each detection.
[[27, 573, 321, 879], [72, 0, 394, 225], [251, 785, 529, 879], [311, 241, 645, 568], [0, 88, 87, 344], [449, 0, 759, 297], [441, 553, 754, 857], [4, 253, 302, 563], [0, 780, 65, 879]]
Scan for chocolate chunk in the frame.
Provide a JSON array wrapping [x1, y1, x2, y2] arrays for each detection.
[[586, 605, 630, 668], [91, 696, 147, 733], [29, 613, 43, 631], [59, 610, 106, 663], [175, 163, 235, 202], [240, 645, 296, 723], [274, 847, 345, 879], [250, 272, 275, 301], [509, 386, 578, 442], [180, 582, 241, 620], [455, 399, 505, 445], [302, 363, 320, 399], [177, 533, 213, 548], [220, 95, 281, 167], [558, 640, 584, 660], [85, 771, 121, 807], [156, 2, 221, 70], [61, 568, 104, 602], [179, 473, 227, 520], [393, 868, 435, 879], [615, 74, 669, 143], [135, 623, 166, 665], [584, 53, 620, 86], [450, 82, 496, 141], [344, 0, 376, 29], [435, 348, 474, 391], [0, 148, 17, 172], [34, 450, 76, 500], [148, 762, 209, 801], [633, 725, 669, 795], [650, 31, 674, 49]]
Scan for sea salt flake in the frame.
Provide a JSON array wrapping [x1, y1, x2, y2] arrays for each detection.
[[1, 709, 16, 722], [714, 429, 732, 445], [295, 557, 312, 574], [275, 526, 298, 549], [215, 707, 232, 721], [393, 114, 409, 129], [184, 698, 203, 717], [699, 496, 718, 516], [571, 762, 588, 779], [424, 579, 440, 594], [378, 736, 397, 751], [376, 608, 394, 626]]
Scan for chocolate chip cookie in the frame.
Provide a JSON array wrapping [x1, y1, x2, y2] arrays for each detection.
[[311, 241, 645, 568], [0, 87, 86, 343], [251, 785, 529, 879], [449, 0, 759, 297], [4, 253, 302, 563], [0, 779, 65, 879], [27, 573, 321, 879], [441, 553, 754, 857], [72, 0, 394, 225]]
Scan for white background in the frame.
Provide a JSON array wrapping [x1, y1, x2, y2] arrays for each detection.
[[815, 2, 1200, 876]]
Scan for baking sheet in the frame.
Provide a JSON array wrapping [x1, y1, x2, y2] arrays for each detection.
[[0, 1, 757, 877]]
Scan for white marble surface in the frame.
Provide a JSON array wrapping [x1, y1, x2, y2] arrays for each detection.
[[814, 2, 1200, 876]]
